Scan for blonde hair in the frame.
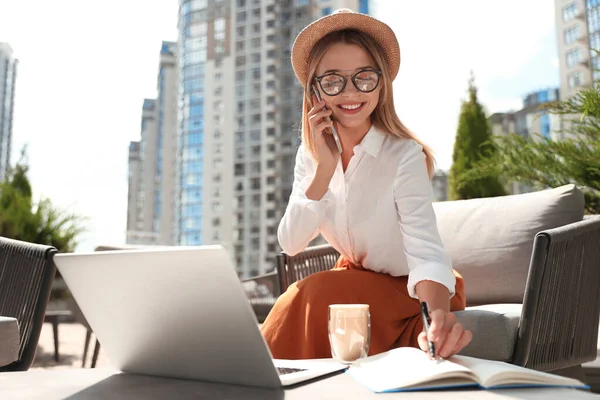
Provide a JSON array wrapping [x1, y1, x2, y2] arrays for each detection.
[[300, 30, 435, 177]]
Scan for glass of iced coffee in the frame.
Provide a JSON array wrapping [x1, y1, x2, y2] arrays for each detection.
[[328, 304, 371, 363]]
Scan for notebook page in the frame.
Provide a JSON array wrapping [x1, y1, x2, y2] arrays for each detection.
[[450, 355, 586, 388], [347, 347, 476, 392]]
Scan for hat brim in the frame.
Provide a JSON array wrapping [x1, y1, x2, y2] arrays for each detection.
[[291, 12, 400, 87]]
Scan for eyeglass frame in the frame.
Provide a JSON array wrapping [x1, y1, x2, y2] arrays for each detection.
[[313, 69, 383, 97]]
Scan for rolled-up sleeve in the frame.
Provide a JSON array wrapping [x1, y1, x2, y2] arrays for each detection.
[[277, 145, 335, 255], [393, 140, 456, 298]]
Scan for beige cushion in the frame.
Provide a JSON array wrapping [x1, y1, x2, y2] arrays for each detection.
[[455, 304, 522, 362], [0, 316, 19, 367], [433, 184, 584, 305]]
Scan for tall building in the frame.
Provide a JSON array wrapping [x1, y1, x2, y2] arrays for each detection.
[[490, 88, 561, 140], [0, 43, 17, 182], [126, 42, 178, 245], [555, 0, 597, 101], [126, 141, 142, 240], [176, 0, 370, 278], [489, 88, 560, 194]]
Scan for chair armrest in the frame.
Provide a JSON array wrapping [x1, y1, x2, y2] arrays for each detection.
[[241, 271, 279, 295], [513, 217, 600, 371], [241, 270, 278, 283], [241, 271, 279, 323], [276, 244, 340, 293]]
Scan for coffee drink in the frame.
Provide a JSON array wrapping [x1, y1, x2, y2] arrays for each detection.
[[328, 304, 371, 363]]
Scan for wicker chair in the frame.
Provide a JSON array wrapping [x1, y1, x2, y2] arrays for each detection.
[[273, 217, 600, 375], [275, 244, 340, 295], [0, 237, 57, 371]]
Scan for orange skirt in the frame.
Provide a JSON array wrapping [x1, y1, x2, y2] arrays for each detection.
[[260, 256, 466, 359]]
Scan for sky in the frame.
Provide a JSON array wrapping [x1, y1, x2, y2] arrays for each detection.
[[0, 0, 559, 252]]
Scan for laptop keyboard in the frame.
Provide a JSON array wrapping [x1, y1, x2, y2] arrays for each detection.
[[276, 367, 307, 375]]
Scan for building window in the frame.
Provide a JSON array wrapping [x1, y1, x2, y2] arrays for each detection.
[[564, 25, 580, 44], [563, 2, 578, 22], [589, 3, 600, 33], [566, 47, 582, 67], [568, 71, 583, 88], [191, 0, 208, 10], [593, 56, 600, 81], [214, 18, 226, 41], [540, 114, 551, 139]]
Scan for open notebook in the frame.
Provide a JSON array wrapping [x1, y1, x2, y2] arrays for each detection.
[[346, 347, 589, 393]]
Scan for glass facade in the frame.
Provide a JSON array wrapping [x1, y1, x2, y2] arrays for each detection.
[[154, 66, 165, 233], [588, 0, 600, 80], [540, 114, 551, 138], [359, 0, 369, 14], [177, 0, 207, 245], [0, 49, 16, 182]]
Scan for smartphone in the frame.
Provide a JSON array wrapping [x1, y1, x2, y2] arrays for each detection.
[[311, 84, 343, 154]]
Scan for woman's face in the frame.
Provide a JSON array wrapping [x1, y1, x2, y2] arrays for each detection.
[[314, 43, 382, 130]]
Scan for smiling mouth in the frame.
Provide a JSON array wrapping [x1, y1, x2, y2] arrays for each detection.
[[337, 103, 365, 113]]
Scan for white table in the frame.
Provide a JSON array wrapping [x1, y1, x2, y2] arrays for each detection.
[[1, 368, 599, 399]]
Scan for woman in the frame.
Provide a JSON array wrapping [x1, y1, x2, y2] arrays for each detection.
[[261, 9, 472, 360]]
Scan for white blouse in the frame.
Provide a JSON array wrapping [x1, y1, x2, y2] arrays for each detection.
[[277, 125, 456, 298]]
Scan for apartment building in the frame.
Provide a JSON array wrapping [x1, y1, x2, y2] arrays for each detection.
[[126, 42, 178, 245], [555, 0, 599, 99], [0, 43, 17, 182], [489, 88, 560, 194], [176, 0, 370, 278]]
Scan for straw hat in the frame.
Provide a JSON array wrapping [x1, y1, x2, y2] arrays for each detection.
[[291, 8, 400, 87]]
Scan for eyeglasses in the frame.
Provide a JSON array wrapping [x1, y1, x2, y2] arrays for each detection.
[[314, 69, 382, 96]]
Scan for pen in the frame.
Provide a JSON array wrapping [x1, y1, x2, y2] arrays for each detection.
[[420, 302, 436, 359]]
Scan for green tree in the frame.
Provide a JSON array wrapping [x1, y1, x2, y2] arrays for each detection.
[[453, 77, 600, 214], [448, 73, 507, 200], [0, 148, 87, 252]]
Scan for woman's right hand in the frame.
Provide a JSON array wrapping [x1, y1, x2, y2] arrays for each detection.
[[308, 99, 340, 178]]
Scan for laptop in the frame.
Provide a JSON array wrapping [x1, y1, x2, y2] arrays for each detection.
[[54, 245, 347, 388]]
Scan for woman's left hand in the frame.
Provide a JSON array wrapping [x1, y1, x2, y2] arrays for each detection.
[[417, 309, 472, 359]]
